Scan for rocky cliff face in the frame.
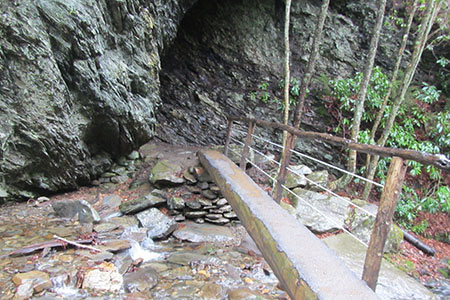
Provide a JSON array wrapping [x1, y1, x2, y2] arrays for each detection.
[[157, 0, 403, 167], [0, 0, 407, 200], [0, 0, 196, 199]]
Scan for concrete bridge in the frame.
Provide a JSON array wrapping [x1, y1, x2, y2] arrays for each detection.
[[199, 149, 379, 300]]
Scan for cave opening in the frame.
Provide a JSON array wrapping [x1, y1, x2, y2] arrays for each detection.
[[156, 0, 361, 171], [157, 0, 285, 146]]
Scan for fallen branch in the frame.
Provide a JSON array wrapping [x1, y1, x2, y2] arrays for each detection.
[[401, 229, 436, 256], [53, 235, 102, 253], [9, 237, 95, 256]]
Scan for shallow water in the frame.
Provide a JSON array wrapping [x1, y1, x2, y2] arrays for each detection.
[[0, 201, 285, 299]]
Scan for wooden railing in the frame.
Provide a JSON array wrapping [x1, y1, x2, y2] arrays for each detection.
[[224, 115, 450, 291]]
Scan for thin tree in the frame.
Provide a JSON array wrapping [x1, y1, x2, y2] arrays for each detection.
[[292, 0, 330, 128], [274, 0, 330, 201], [362, 0, 441, 198], [362, 0, 419, 200], [346, 0, 388, 176], [282, 0, 292, 147]]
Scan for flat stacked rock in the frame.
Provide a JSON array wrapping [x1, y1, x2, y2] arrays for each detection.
[[166, 166, 239, 225], [86, 154, 241, 245], [94, 151, 142, 186]]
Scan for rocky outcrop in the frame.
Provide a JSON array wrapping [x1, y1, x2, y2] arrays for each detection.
[[0, 0, 415, 200], [0, 0, 197, 200], [157, 0, 405, 168]]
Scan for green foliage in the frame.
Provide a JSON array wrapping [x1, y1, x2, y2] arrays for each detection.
[[330, 66, 391, 134], [329, 67, 449, 228], [428, 110, 450, 153], [396, 181, 449, 227], [330, 68, 447, 163], [384, 6, 407, 31], [250, 78, 302, 112], [412, 220, 429, 235], [435, 58, 450, 95], [420, 185, 450, 213], [437, 57, 449, 68], [316, 73, 332, 95], [413, 82, 441, 104], [396, 185, 419, 227], [255, 81, 271, 103]]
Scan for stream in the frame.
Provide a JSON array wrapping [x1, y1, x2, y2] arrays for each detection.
[[0, 141, 447, 299], [0, 198, 286, 299]]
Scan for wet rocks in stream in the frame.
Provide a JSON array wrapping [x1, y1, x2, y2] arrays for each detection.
[[52, 200, 101, 224], [12, 271, 52, 295], [11, 144, 389, 299], [2, 143, 439, 299], [123, 266, 159, 293], [82, 262, 123, 293], [120, 191, 167, 215], [136, 208, 178, 239]]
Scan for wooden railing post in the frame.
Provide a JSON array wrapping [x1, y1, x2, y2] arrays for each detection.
[[224, 119, 233, 157], [273, 133, 295, 203], [362, 156, 407, 290], [240, 121, 255, 170]]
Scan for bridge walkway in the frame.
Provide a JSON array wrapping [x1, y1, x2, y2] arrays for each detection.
[[199, 149, 378, 300]]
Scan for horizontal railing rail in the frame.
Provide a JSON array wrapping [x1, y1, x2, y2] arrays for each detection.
[[227, 115, 450, 171], [224, 114, 450, 291]]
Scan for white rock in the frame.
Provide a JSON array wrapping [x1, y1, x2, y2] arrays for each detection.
[[82, 263, 123, 292]]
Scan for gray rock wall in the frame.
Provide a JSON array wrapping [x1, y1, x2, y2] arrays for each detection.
[[157, 0, 404, 169], [0, 0, 413, 200], [0, 0, 196, 199]]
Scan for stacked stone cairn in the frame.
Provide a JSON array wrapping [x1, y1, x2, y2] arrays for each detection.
[[165, 165, 238, 225], [116, 158, 238, 237], [93, 150, 142, 186]]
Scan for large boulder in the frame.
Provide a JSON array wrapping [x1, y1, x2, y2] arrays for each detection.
[[52, 199, 101, 223], [148, 160, 186, 187], [305, 170, 329, 191], [281, 164, 312, 190], [345, 202, 403, 253], [136, 208, 177, 239], [0, 0, 197, 201], [283, 188, 349, 233]]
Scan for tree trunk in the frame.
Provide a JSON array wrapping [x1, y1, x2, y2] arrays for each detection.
[[402, 228, 436, 256], [292, 0, 330, 128], [274, 0, 329, 201], [362, 0, 419, 200], [346, 0, 387, 175], [378, 0, 439, 147], [282, 0, 291, 148], [362, 0, 440, 198]]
